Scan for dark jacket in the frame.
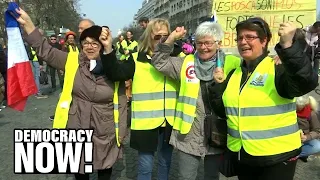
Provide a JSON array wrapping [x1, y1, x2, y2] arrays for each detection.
[[0, 47, 7, 74], [209, 40, 318, 166]]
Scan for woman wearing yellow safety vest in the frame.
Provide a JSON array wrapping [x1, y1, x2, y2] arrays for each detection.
[[151, 21, 241, 180], [209, 18, 318, 179], [102, 18, 185, 180], [62, 31, 80, 53], [15, 8, 133, 180]]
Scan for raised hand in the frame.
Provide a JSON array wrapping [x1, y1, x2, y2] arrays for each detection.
[[165, 26, 187, 44], [14, 8, 35, 35], [99, 27, 113, 54], [273, 55, 282, 65], [278, 22, 296, 49], [213, 67, 225, 83]]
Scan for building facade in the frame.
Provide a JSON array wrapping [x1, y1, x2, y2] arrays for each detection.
[[134, 0, 212, 34], [134, 0, 156, 24], [154, 0, 170, 19], [169, 0, 212, 34]]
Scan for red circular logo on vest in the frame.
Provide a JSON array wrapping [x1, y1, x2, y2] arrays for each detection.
[[186, 65, 196, 79]]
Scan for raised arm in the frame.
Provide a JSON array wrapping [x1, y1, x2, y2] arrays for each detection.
[[16, 8, 67, 70], [25, 29, 67, 70], [151, 26, 188, 80], [101, 51, 135, 81], [151, 43, 184, 80], [100, 28, 135, 81], [275, 22, 318, 99]]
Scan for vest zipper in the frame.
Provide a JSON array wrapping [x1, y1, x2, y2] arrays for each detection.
[[239, 71, 252, 94], [238, 71, 252, 161]]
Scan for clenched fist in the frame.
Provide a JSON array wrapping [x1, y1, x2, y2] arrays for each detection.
[[278, 22, 296, 49], [165, 26, 187, 44], [213, 67, 225, 83], [99, 27, 113, 54]]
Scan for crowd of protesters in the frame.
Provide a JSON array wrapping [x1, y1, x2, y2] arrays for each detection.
[[1, 5, 320, 180]]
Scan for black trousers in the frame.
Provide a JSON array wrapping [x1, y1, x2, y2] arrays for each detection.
[[74, 168, 112, 180], [1, 72, 6, 101], [237, 160, 297, 180], [48, 65, 63, 89]]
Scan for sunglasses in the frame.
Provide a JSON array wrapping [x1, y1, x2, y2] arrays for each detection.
[[50, 39, 57, 41], [154, 34, 168, 40]]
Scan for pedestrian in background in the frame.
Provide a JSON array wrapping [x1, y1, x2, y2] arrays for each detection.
[[48, 34, 63, 92], [296, 95, 320, 162]]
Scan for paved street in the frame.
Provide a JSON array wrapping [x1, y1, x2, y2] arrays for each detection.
[[0, 86, 320, 180]]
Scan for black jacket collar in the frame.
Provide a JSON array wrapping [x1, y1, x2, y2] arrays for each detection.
[[137, 51, 151, 63]]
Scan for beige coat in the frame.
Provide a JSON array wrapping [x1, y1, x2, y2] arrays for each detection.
[[25, 28, 128, 174]]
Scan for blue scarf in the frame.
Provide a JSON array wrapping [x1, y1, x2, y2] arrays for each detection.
[[194, 50, 225, 81]]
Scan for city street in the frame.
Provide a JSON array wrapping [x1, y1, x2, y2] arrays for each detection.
[[0, 86, 320, 180]]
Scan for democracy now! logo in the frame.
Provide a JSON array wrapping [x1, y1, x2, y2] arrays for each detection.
[[14, 129, 93, 174]]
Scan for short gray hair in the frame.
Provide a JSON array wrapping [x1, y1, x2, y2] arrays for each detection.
[[80, 19, 95, 26], [195, 22, 224, 42]]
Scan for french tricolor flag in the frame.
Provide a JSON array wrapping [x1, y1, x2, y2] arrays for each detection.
[[5, 2, 37, 111]]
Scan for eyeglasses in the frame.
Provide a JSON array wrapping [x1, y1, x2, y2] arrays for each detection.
[[82, 41, 100, 48], [154, 34, 168, 40], [235, 35, 259, 42], [50, 39, 56, 41], [195, 41, 217, 47]]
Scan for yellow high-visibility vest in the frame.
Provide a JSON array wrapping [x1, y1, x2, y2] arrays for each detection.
[[119, 40, 128, 60], [53, 52, 121, 146], [31, 47, 38, 61], [123, 40, 138, 60], [68, 45, 79, 54], [222, 56, 301, 156], [174, 54, 241, 134], [178, 52, 186, 57], [131, 52, 178, 130]]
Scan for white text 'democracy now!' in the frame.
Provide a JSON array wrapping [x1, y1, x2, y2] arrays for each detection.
[[14, 129, 94, 174]]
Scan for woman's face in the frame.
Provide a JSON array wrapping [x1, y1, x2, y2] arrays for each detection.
[[195, 36, 219, 61], [237, 29, 266, 61], [151, 24, 169, 50], [67, 35, 75, 44], [81, 37, 101, 60]]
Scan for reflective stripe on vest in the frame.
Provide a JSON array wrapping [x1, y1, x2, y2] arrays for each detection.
[[228, 123, 299, 140], [222, 56, 301, 156], [131, 52, 178, 130], [31, 47, 38, 61], [53, 53, 121, 147], [174, 54, 241, 134]]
